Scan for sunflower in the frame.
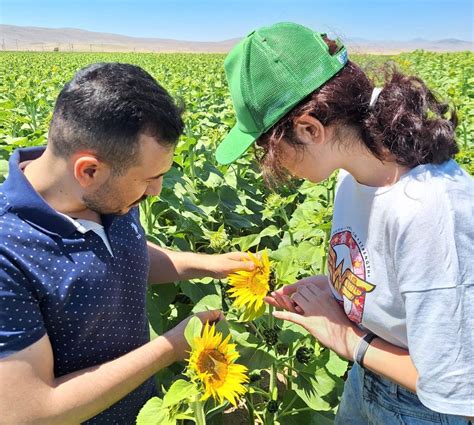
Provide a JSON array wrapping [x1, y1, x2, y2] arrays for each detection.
[[187, 322, 248, 406], [227, 250, 270, 320]]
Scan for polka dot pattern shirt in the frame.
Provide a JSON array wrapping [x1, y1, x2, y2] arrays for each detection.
[[0, 147, 154, 424]]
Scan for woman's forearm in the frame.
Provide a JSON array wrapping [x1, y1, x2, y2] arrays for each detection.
[[347, 327, 418, 393]]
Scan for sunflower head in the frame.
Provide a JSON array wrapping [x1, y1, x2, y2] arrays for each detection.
[[227, 250, 271, 321], [187, 322, 248, 406]]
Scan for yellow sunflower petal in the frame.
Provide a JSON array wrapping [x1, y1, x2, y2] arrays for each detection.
[[226, 250, 270, 321], [187, 323, 248, 406]]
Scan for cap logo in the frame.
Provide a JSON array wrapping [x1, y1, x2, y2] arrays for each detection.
[[336, 49, 348, 65]]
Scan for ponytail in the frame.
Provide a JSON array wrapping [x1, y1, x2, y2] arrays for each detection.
[[363, 71, 458, 167]]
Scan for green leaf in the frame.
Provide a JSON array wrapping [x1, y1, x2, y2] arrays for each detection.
[[148, 284, 179, 310], [279, 390, 335, 425], [293, 372, 332, 411], [162, 379, 197, 408], [258, 225, 281, 238], [231, 233, 261, 251], [326, 350, 349, 378], [0, 159, 8, 181], [180, 280, 219, 304], [280, 409, 335, 425], [184, 316, 203, 349], [215, 319, 230, 338], [136, 397, 173, 425], [238, 346, 276, 370], [191, 294, 222, 313]]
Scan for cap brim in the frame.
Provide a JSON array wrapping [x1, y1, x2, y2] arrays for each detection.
[[215, 124, 260, 165]]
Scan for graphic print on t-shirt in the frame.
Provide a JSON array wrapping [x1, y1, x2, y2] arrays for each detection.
[[328, 229, 376, 324]]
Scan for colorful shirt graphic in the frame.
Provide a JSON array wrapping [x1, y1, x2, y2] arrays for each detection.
[[328, 230, 376, 324]]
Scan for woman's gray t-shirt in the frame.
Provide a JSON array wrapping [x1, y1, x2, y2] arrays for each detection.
[[328, 159, 473, 417]]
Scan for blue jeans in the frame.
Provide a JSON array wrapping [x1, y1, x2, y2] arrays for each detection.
[[335, 364, 471, 425]]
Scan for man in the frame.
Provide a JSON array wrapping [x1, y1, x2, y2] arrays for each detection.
[[0, 63, 253, 424]]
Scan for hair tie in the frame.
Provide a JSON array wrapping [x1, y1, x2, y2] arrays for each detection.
[[369, 87, 383, 108]]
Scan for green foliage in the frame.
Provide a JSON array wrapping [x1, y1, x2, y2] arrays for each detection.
[[0, 50, 472, 423]]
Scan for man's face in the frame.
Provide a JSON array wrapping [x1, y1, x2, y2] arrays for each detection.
[[83, 135, 174, 215]]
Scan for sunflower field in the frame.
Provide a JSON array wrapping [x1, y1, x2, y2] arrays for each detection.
[[0, 50, 473, 424]]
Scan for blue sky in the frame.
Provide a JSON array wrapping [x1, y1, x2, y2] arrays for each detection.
[[1, 0, 473, 41]]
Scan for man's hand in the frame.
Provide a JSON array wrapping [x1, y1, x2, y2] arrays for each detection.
[[205, 251, 255, 279], [163, 310, 224, 362], [147, 242, 255, 284]]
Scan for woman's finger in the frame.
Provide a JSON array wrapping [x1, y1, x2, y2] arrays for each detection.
[[272, 310, 307, 328], [295, 305, 304, 314], [263, 295, 281, 308], [292, 292, 310, 313], [279, 293, 298, 312], [278, 283, 300, 296]]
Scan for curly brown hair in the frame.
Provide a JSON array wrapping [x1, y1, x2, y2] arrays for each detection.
[[256, 37, 458, 185]]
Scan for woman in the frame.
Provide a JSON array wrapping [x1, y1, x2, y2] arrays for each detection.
[[215, 22, 473, 424]]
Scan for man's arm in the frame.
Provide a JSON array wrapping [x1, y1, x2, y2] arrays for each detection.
[[146, 241, 255, 284], [0, 310, 221, 425]]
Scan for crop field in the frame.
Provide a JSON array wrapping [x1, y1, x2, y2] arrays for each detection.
[[0, 50, 472, 424]]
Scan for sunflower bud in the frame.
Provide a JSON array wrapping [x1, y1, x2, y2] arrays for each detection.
[[268, 268, 277, 293], [265, 193, 284, 211], [276, 343, 289, 356], [262, 328, 279, 347], [267, 400, 279, 413], [296, 347, 314, 364], [249, 371, 263, 382], [209, 225, 229, 250]]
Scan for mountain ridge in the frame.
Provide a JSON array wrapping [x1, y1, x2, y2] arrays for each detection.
[[1, 24, 472, 54]]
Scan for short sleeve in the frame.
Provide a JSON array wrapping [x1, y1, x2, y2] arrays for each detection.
[[403, 285, 473, 417], [0, 256, 46, 359], [393, 181, 474, 415]]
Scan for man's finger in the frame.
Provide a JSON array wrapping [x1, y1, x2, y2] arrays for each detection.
[[237, 261, 256, 271], [197, 309, 223, 323]]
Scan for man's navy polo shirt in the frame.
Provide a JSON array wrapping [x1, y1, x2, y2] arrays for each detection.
[[0, 147, 154, 424]]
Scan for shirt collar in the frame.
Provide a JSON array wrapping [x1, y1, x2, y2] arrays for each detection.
[[1, 146, 118, 238]]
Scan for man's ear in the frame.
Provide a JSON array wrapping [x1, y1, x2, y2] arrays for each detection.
[[73, 154, 111, 188], [293, 114, 326, 146]]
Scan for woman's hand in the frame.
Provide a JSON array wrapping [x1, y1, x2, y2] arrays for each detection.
[[265, 275, 329, 312], [265, 275, 362, 360]]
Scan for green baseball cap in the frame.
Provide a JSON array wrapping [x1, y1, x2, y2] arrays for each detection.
[[215, 22, 348, 165]]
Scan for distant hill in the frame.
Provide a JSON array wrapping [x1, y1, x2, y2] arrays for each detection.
[[0, 24, 472, 54]]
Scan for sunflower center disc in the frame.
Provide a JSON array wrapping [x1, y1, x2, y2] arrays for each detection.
[[198, 349, 228, 384], [248, 274, 267, 296]]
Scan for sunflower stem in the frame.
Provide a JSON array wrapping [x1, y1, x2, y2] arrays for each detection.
[[278, 206, 294, 246], [278, 393, 299, 417], [288, 344, 294, 391], [246, 394, 256, 424], [192, 394, 206, 425], [248, 321, 265, 341], [250, 386, 271, 398], [266, 305, 278, 424], [279, 406, 314, 418]]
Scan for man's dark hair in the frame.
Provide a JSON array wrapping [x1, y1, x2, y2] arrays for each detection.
[[49, 62, 184, 174]]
